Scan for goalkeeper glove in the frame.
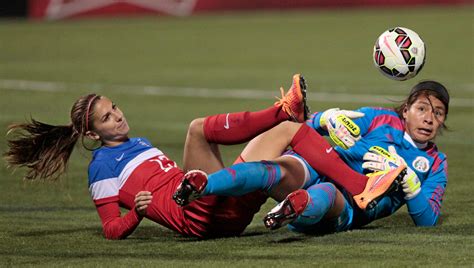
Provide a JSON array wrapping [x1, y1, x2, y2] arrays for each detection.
[[320, 108, 364, 149], [362, 145, 421, 200]]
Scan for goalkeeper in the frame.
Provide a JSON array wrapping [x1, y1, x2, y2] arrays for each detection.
[[264, 80, 449, 232]]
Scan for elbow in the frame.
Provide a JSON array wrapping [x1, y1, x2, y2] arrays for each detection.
[[103, 223, 129, 240]]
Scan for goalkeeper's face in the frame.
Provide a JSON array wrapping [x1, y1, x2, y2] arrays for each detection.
[[403, 95, 446, 144]]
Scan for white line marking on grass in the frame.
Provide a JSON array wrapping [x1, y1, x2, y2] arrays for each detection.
[[0, 79, 472, 107]]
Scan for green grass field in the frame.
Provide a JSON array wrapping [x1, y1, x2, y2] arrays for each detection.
[[1, 6, 473, 266]]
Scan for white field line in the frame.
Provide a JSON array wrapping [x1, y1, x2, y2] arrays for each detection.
[[0, 79, 472, 107]]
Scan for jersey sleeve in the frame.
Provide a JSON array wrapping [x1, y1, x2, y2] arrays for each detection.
[[305, 107, 384, 138], [406, 156, 447, 226], [95, 201, 143, 240], [305, 112, 328, 136], [88, 160, 142, 239]]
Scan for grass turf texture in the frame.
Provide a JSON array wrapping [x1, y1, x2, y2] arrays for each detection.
[[0, 6, 473, 266]]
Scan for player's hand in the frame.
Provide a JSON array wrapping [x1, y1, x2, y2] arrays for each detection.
[[363, 146, 420, 200], [320, 108, 364, 149], [362, 145, 404, 172], [134, 191, 152, 217]]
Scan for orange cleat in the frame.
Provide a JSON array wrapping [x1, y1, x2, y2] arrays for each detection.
[[274, 74, 310, 123], [263, 189, 309, 230], [172, 170, 208, 207], [354, 165, 407, 210]]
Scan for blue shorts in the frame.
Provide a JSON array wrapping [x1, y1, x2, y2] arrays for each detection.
[[281, 150, 321, 189]]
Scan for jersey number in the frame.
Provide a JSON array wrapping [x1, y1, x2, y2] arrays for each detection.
[[149, 155, 177, 173]]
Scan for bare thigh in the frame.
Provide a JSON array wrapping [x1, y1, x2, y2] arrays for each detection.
[[267, 156, 307, 202], [182, 118, 225, 173], [240, 121, 302, 161]]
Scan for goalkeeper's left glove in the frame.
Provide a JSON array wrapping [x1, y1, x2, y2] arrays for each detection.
[[362, 145, 421, 200], [319, 108, 365, 149]]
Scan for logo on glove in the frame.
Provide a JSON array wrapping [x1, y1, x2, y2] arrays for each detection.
[[369, 146, 397, 162], [337, 114, 360, 136]]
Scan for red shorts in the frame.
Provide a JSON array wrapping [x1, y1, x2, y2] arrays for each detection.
[[144, 171, 268, 238], [185, 192, 268, 238]]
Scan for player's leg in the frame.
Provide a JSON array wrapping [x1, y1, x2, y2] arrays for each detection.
[[182, 118, 225, 173], [239, 121, 404, 209], [239, 121, 369, 194], [173, 156, 307, 206], [183, 74, 309, 172], [263, 182, 346, 231], [202, 74, 309, 145]]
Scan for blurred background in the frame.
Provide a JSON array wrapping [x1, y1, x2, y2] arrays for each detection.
[[0, 1, 473, 266]]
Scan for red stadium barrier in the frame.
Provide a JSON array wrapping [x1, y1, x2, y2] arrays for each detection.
[[29, 0, 472, 20]]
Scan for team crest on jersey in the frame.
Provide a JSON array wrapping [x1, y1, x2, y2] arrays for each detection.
[[412, 156, 429, 173]]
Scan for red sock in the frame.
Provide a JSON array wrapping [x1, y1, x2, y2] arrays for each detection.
[[290, 124, 368, 196], [204, 106, 288, 145]]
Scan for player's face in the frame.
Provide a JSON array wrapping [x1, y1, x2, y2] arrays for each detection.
[[89, 97, 130, 147], [403, 95, 446, 144]]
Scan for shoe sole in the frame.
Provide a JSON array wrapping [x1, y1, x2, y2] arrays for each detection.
[[365, 168, 407, 210], [172, 182, 189, 207], [263, 199, 295, 230], [299, 75, 311, 121]]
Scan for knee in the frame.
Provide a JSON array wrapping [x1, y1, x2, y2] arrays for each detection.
[[187, 118, 206, 138], [275, 121, 302, 139], [307, 182, 337, 197]]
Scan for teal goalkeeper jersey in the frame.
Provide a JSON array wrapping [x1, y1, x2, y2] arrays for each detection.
[[306, 107, 448, 226]]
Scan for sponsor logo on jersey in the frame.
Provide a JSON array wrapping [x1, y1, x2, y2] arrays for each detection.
[[412, 156, 429, 173]]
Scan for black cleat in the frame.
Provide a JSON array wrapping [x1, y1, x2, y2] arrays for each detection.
[[263, 189, 309, 230], [172, 170, 208, 207]]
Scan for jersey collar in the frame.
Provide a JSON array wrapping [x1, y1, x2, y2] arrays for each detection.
[[403, 132, 428, 149]]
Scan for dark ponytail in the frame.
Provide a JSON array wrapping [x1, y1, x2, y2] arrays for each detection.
[[4, 93, 100, 180], [5, 120, 79, 180]]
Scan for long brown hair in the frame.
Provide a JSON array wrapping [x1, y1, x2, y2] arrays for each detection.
[[4, 94, 101, 180]]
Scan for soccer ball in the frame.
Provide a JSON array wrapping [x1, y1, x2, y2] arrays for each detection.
[[373, 27, 426, 81]]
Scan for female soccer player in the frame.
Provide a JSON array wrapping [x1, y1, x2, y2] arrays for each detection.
[[3, 75, 303, 239], [5, 74, 396, 239], [175, 80, 449, 233]]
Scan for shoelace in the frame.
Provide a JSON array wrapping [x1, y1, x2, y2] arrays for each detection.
[[274, 86, 301, 121]]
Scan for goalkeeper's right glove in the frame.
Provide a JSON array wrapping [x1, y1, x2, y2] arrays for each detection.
[[362, 145, 421, 200], [320, 108, 365, 149]]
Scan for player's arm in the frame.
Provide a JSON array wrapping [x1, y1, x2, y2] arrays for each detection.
[[404, 160, 447, 226], [95, 200, 143, 240], [89, 162, 150, 239], [363, 146, 447, 226], [94, 191, 152, 240]]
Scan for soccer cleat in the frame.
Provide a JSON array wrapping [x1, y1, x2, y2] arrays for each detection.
[[263, 189, 309, 230], [172, 170, 208, 207], [353, 165, 407, 210], [274, 74, 311, 123]]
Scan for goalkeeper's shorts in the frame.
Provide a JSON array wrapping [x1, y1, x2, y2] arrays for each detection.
[[281, 150, 354, 234], [281, 150, 321, 189]]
